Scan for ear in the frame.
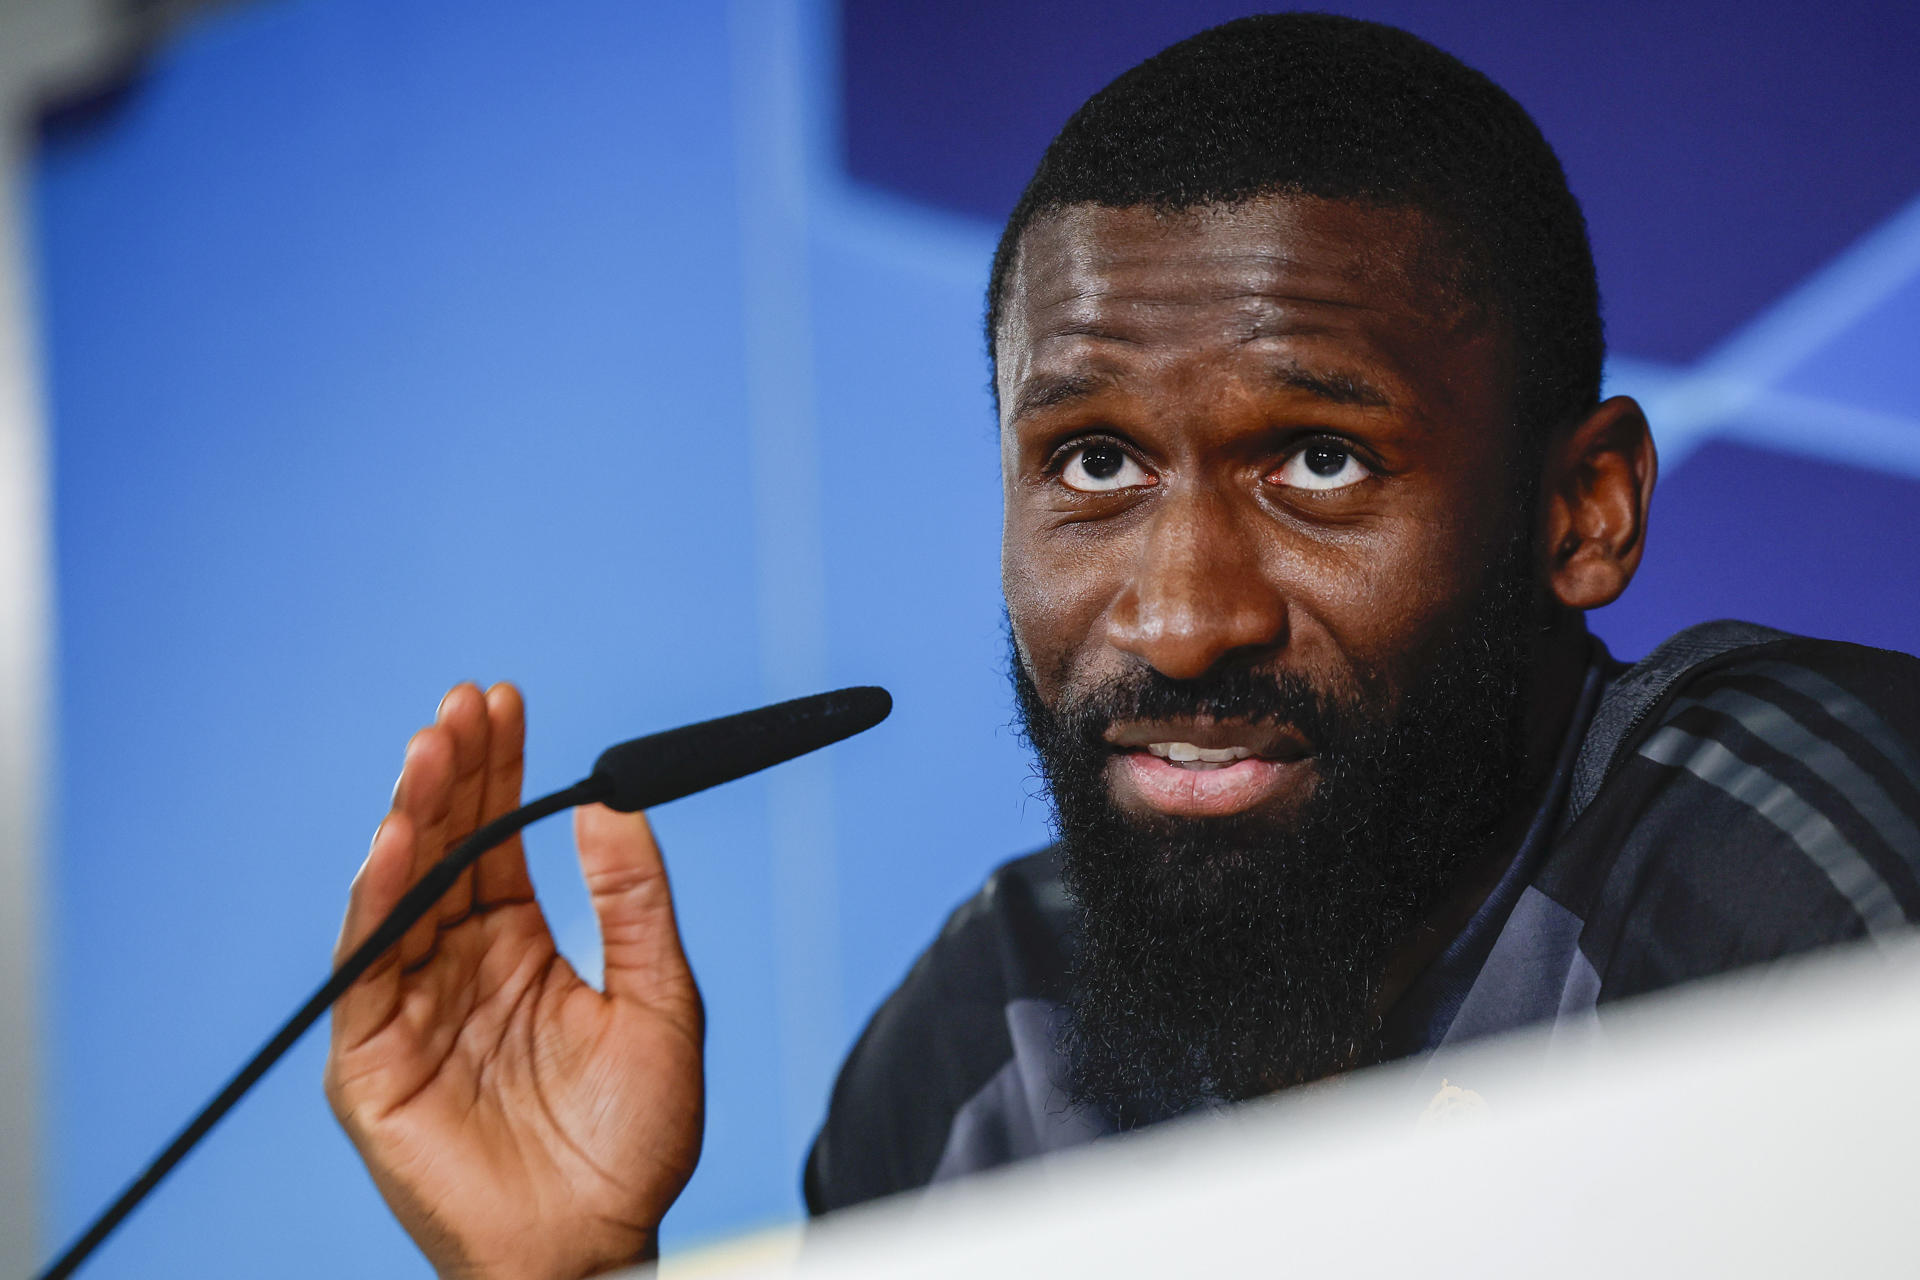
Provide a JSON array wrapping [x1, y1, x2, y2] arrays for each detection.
[[1540, 396, 1657, 611]]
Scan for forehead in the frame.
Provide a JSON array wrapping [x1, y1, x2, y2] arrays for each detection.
[[995, 196, 1499, 417]]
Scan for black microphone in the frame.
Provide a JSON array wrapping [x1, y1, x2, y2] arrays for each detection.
[[38, 685, 892, 1280], [592, 684, 892, 811]]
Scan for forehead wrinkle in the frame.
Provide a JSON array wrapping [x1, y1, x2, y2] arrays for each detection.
[[1065, 240, 1328, 278], [1031, 298, 1386, 361], [1012, 303, 1406, 422], [1002, 200, 1508, 426], [1037, 317, 1147, 345], [1038, 233, 1349, 299], [1058, 219, 1405, 288], [1032, 222, 1476, 334]]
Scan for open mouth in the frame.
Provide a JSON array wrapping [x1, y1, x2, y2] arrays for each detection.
[[1104, 722, 1315, 817], [1142, 741, 1262, 769]]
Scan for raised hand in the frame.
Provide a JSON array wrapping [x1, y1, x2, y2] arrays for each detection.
[[325, 683, 704, 1280]]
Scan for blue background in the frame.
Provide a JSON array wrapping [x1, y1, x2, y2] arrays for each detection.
[[31, 1, 1920, 1275]]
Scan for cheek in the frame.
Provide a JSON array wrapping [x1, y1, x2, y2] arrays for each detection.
[[1002, 523, 1132, 697], [1282, 511, 1500, 685]]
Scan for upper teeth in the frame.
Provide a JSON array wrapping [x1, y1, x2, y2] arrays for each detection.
[[1147, 742, 1254, 763]]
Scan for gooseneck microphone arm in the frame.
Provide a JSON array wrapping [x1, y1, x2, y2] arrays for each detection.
[[36, 778, 601, 1280], [37, 685, 892, 1280]]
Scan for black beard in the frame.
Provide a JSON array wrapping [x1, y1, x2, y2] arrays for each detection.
[[1013, 550, 1538, 1129]]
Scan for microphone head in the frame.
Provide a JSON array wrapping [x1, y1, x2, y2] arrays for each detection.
[[588, 686, 892, 812]]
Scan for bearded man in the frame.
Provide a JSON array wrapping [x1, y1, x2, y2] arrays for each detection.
[[324, 14, 1920, 1279]]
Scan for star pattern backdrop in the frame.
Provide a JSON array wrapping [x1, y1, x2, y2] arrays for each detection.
[[31, 1, 1920, 1276]]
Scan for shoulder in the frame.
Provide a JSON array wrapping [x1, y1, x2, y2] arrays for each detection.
[[1546, 623, 1920, 1000], [803, 847, 1074, 1215]]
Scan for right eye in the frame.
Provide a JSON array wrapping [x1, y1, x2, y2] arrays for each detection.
[[1059, 441, 1154, 493]]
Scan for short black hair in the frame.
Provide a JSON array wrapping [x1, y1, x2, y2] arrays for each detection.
[[986, 12, 1603, 440]]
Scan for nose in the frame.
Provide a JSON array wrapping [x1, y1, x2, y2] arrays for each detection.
[[1102, 488, 1289, 681]]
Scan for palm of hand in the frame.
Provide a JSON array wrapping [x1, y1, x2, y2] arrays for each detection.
[[327, 685, 703, 1280]]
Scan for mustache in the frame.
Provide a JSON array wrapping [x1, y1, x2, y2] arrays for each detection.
[[1021, 659, 1355, 753]]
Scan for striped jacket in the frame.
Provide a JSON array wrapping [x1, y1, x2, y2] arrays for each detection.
[[804, 622, 1920, 1214]]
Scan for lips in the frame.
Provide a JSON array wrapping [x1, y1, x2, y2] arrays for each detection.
[[1104, 721, 1315, 818]]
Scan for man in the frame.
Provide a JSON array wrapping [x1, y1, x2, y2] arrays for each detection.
[[324, 14, 1920, 1279]]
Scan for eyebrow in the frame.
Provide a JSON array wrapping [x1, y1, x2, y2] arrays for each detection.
[[1008, 370, 1116, 424], [1267, 360, 1394, 409], [1009, 359, 1394, 425]]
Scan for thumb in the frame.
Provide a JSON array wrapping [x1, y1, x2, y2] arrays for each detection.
[[574, 803, 697, 1012]]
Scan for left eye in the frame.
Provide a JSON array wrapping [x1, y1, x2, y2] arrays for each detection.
[[1060, 442, 1154, 493], [1271, 442, 1370, 491]]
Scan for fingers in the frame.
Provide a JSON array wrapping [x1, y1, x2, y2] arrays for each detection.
[[385, 682, 530, 968], [575, 804, 698, 1019], [330, 812, 417, 1050], [329, 683, 547, 1106], [435, 684, 495, 915], [393, 723, 461, 968], [473, 682, 536, 907]]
